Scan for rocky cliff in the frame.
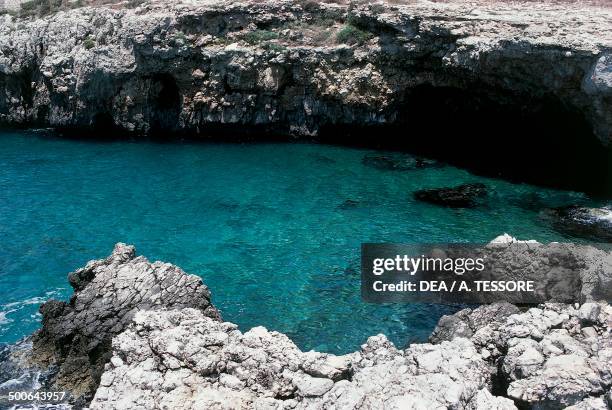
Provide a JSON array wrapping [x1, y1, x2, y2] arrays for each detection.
[[0, 239, 609, 409], [0, 0, 610, 144]]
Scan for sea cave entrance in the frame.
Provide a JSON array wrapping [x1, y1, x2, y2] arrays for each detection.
[[320, 84, 612, 197]]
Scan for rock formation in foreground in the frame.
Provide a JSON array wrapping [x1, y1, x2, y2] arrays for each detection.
[[0, 236, 612, 409], [91, 308, 514, 409], [0, 0, 610, 144], [87, 241, 612, 409], [0, 239, 609, 409], [90, 301, 612, 409], [21, 243, 220, 407], [431, 302, 611, 409]]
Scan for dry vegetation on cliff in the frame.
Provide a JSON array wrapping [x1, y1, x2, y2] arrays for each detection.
[[3, 0, 610, 20], [0, 0, 610, 146]]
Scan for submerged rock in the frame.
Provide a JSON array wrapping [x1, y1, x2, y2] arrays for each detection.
[[542, 206, 612, 242], [414, 183, 488, 208], [338, 199, 360, 210], [362, 153, 442, 172], [28, 243, 221, 407]]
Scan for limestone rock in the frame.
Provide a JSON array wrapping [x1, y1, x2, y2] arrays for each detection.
[[413, 183, 487, 208], [430, 302, 519, 344], [30, 243, 220, 406], [432, 301, 612, 409], [565, 396, 609, 410], [467, 389, 518, 410], [91, 309, 498, 410], [542, 206, 612, 242]]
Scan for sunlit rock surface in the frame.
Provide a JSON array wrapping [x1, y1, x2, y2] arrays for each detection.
[[0, 0, 610, 143], [28, 243, 220, 406], [91, 308, 501, 409]]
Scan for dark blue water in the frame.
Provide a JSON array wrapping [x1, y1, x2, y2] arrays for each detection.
[[0, 130, 598, 353]]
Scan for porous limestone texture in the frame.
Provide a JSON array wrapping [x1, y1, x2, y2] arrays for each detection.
[[86, 237, 610, 409], [29, 243, 220, 407], [89, 302, 610, 409], [90, 308, 506, 409], [0, 0, 610, 142], [432, 302, 612, 409]]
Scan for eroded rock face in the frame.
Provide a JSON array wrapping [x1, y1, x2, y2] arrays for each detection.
[[429, 302, 520, 344], [0, 0, 610, 144], [476, 234, 612, 304], [29, 243, 220, 406], [90, 308, 501, 410], [432, 302, 612, 409]]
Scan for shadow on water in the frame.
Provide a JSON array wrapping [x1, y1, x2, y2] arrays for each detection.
[[319, 84, 612, 199], [13, 83, 612, 198]]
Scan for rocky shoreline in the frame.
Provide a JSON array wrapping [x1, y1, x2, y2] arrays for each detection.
[[0, 239, 609, 409]]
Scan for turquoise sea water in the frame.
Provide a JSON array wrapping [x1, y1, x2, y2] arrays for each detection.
[[0, 130, 601, 353]]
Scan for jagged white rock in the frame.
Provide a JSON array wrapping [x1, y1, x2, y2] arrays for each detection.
[[29, 243, 220, 406], [2, 241, 609, 409], [91, 308, 502, 409], [433, 302, 611, 409], [488, 234, 540, 245]]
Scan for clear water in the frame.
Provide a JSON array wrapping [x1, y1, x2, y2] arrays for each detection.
[[0, 130, 600, 354]]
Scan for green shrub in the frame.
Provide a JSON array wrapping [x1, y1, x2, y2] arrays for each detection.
[[312, 16, 336, 28], [336, 24, 373, 45], [263, 43, 286, 53], [242, 29, 279, 45], [173, 30, 188, 45], [19, 0, 63, 18], [83, 37, 95, 49], [126, 0, 144, 8], [19, 0, 40, 16], [297, 0, 320, 13], [312, 29, 332, 43], [15, 0, 139, 18], [370, 4, 385, 14]]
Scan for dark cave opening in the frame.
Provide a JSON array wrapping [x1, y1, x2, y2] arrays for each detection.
[[50, 81, 611, 198], [319, 84, 612, 198], [92, 112, 117, 133], [149, 74, 181, 134]]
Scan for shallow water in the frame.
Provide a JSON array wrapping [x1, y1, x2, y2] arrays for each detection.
[[0, 130, 600, 353]]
